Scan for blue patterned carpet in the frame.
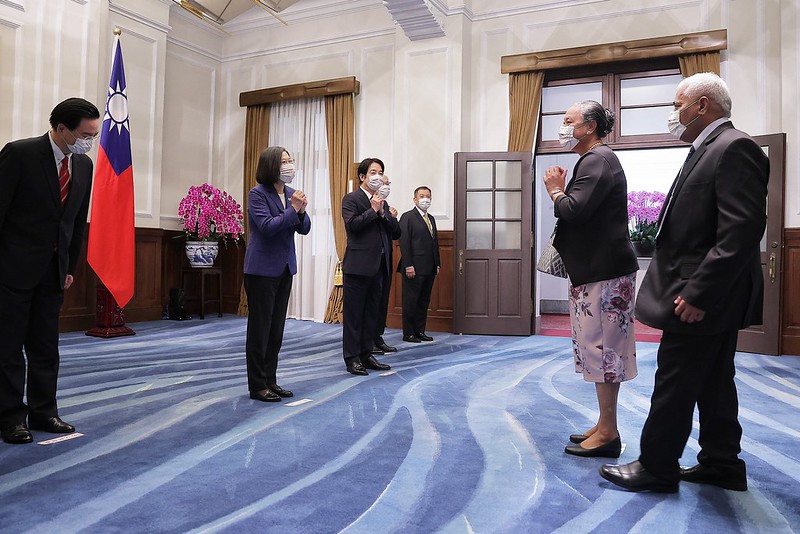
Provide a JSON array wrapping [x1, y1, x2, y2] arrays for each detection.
[[0, 316, 798, 533]]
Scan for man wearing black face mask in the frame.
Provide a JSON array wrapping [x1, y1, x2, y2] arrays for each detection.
[[0, 97, 100, 444], [600, 73, 768, 493]]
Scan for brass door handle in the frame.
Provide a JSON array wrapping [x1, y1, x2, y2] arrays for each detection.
[[459, 249, 464, 275], [769, 253, 776, 283]]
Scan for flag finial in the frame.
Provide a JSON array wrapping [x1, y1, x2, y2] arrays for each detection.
[[113, 27, 122, 36]]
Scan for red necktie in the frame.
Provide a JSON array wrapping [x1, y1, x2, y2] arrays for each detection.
[[59, 156, 70, 205]]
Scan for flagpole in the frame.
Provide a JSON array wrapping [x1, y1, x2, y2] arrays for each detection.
[[86, 26, 136, 339]]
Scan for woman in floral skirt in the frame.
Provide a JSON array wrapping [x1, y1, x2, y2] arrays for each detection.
[[543, 100, 639, 458]]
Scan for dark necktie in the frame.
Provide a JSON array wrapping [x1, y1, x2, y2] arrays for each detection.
[[657, 145, 695, 238], [59, 156, 70, 205]]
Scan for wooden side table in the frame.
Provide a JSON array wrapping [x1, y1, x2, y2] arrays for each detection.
[[181, 267, 222, 319]]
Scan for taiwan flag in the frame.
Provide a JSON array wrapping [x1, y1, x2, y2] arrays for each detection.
[[88, 36, 135, 308]]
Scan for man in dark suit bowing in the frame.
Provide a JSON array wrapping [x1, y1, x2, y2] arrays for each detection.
[[341, 158, 401, 376], [397, 186, 440, 343], [0, 98, 100, 444], [600, 73, 769, 492]]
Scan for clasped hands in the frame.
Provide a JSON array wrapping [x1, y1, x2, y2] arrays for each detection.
[[290, 190, 308, 213], [371, 195, 397, 218], [543, 166, 567, 197]]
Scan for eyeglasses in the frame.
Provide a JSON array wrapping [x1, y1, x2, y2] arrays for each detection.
[[68, 129, 100, 141]]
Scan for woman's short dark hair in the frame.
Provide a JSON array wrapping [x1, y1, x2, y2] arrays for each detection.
[[49, 98, 100, 130], [578, 100, 615, 139], [357, 157, 384, 181], [255, 146, 289, 185]]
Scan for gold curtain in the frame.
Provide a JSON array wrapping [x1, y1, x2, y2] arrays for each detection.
[[236, 104, 270, 316], [322, 93, 355, 323], [507, 70, 545, 152], [678, 52, 721, 77]]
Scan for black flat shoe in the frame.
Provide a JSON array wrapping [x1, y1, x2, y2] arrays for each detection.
[[28, 416, 75, 434], [1, 423, 33, 444], [375, 342, 397, 353], [565, 437, 621, 458], [371, 345, 385, 355], [268, 384, 294, 398], [363, 355, 391, 371], [680, 464, 747, 491], [569, 433, 588, 444], [417, 333, 433, 342], [600, 460, 679, 493], [346, 361, 369, 376], [402, 335, 422, 343], [250, 389, 281, 402]]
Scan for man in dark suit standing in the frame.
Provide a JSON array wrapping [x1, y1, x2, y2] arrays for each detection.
[[600, 73, 769, 492], [372, 173, 398, 357], [341, 158, 401, 376], [0, 98, 100, 444], [397, 186, 440, 343]]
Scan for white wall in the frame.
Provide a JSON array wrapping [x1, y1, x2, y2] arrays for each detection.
[[1, 0, 797, 240]]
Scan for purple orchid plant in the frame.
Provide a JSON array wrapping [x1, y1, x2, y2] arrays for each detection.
[[627, 190, 666, 246], [178, 184, 244, 244]]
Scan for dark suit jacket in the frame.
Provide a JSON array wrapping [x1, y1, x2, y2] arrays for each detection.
[[397, 208, 440, 275], [635, 122, 769, 334], [0, 133, 92, 290], [342, 188, 400, 277], [553, 145, 638, 286], [244, 183, 311, 277]]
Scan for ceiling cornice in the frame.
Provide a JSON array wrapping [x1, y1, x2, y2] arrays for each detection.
[[382, 0, 445, 41]]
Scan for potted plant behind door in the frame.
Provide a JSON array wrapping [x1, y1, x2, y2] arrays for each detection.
[[627, 190, 666, 258], [178, 183, 244, 268]]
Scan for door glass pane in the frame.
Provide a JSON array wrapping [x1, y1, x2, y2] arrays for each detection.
[[542, 82, 603, 112], [495, 221, 521, 249], [496, 160, 521, 188], [466, 221, 493, 249], [620, 74, 683, 106], [620, 106, 672, 135], [467, 191, 493, 219], [467, 161, 493, 189], [761, 145, 770, 253], [616, 146, 688, 195], [495, 191, 521, 219]]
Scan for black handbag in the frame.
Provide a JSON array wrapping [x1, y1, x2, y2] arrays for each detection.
[[536, 230, 567, 278]]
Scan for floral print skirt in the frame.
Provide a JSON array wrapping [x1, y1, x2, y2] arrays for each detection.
[[568, 273, 637, 384]]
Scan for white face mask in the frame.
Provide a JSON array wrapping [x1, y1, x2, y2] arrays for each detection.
[[667, 99, 701, 140], [279, 162, 295, 184], [417, 197, 431, 211], [378, 184, 391, 199], [64, 130, 93, 155], [367, 174, 384, 191], [558, 123, 584, 150]]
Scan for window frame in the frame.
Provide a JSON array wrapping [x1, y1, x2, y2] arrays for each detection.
[[536, 58, 686, 153]]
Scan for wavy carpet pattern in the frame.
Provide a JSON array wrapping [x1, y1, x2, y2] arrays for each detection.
[[0, 316, 798, 533]]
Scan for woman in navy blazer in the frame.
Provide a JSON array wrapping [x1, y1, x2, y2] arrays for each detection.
[[244, 146, 310, 402]]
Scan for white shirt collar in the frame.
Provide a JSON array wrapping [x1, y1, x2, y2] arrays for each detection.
[[692, 117, 731, 150], [48, 131, 69, 166], [416, 206, 428, 217]]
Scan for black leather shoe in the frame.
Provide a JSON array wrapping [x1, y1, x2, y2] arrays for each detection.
[[28, 416, 75, 434], [403, 335, 422, 343], [268, 384, 294, 398], [599, 461, 679, 493], [250, 389, 282, 402], [346, 361, 369, 376], [375, 342, 397, 353], [363, 355, 391, 371], [371, 345, 385, 355], [565, 437, 621, 458], [680, 464, 747, 491], [570, 434, 588, 444], [417, 333, 433, 342], [1, 423, 33, 444]]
